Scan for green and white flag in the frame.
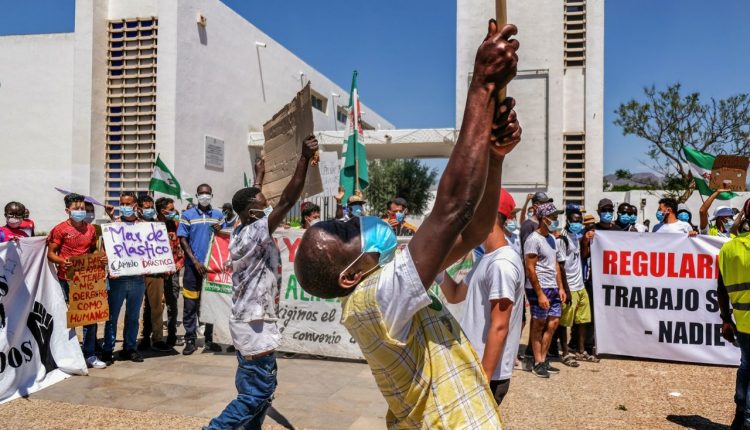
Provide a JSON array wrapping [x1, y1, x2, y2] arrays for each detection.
[[149, 155, 191, 201], [339, 71, 368, 203], [683, 147, 737, 200]]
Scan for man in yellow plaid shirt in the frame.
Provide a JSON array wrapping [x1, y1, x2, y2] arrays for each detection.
[[295, 19, 521, 429]]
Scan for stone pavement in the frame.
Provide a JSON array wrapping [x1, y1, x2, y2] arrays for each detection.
[[33, 347, 387, 430]]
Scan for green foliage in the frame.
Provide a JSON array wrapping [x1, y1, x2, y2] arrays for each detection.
[[364, 159, 438, 216], [613, 83, 750, 202], [614, 169, 633, 180]]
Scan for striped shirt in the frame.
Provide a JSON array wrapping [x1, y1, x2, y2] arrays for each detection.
[[177, 206, 223, 265]]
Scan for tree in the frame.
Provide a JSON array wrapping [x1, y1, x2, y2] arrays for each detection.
[[614, 169, 632, 181], [614, 83, 750, 202], [364, 159, 438, 216]]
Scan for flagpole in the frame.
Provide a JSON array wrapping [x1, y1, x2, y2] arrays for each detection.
[[496, 0, 507, 101]]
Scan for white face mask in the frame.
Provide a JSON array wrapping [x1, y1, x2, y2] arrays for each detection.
[[309, 218, 320, 227], [6, 217, 22, 228], [197, 194, 212, 207]]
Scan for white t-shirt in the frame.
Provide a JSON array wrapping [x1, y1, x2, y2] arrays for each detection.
[[507, 232, 521, 256], [228, 218, 283, 356], [523, 231, 559, 290], [653, 220, 693, 234], [458, 246, 524, 381], [555, 230, 585, 292], [375, 247, 432, 342]]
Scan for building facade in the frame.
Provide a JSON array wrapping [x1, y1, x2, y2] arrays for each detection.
[[457, 0, 604, 209], [0, 0, 392, 231]]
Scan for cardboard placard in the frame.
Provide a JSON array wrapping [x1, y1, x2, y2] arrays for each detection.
[[709, 155, 749, 191], [101, 222, 176, 277], [262, 82, 323, 205], [65, 252, 109, 328]]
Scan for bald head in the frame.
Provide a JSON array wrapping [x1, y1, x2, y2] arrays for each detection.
[[295, 219, 362, 299]]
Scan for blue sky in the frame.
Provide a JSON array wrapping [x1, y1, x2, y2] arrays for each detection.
[[2, 0, 748, 174]]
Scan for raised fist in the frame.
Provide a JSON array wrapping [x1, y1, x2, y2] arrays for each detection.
[[26, 301, 58, 374]]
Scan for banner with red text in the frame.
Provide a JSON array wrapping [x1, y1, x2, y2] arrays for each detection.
[[591, 230, 738, 365]]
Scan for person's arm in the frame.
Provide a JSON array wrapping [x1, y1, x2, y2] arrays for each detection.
[[407, 22, 518, 287], [718, 272, 737, 344], [581, 229, 594, 258], [46, 242, 70, 268], [437, 272, 469, 304], [555, 256, 568, 305], [731, 210, 745, 236], [699, 189, 727, 231], [525, 253, 549, 310], [267, 136, 318, 234], [253, 157, 265, 188], [482, 298, 513, 379], [180, 236, 207, 275], [520, 194, 533, 224], [334, 187, 344, 219]]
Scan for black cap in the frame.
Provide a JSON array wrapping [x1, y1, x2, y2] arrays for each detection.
[[598, 198, 614, 211], [532, 192, 552, 204]]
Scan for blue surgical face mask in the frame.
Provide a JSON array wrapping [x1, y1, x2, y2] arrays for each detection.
[[656, 210, 665, 223], [70, 210, 87, 222], [263, 206, 273, 217], [568, 222, 584, 235], [618, 213, 630, 224], [547, 219, 561, 231], [724, 220, 735, 231], [167, 211, 179, 221], [351, 205, 364, 217], [506, 221, 518, 232], [600, 211, 614, 223], [677, 212, 691, 223], [142, 208, 156, 220], [631, 215, 638, 224], [360, 216, 398, 266], [119, 205, 135, 218], [395, 212, 405, 223]]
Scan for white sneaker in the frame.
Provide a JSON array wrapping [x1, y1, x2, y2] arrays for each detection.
[[86, 356, 107, 369], [198, 324, 205, 336]]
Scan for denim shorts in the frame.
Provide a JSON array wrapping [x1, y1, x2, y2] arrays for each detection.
[[526, 288, 562, 320]]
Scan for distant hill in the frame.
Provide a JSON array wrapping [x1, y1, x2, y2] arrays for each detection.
[[604, 172, 663, 187]]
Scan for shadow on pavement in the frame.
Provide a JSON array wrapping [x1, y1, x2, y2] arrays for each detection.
[[666, 414, 729, 430], [267, 406, 295, 429]]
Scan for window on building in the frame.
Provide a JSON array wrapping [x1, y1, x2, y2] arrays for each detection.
[[361, 120, 375, 131], [337, 107, 348, 124], [310, 90, 327, 113]]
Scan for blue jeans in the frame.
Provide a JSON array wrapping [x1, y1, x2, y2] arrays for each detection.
[[104, 276, 145, 352], [736, 332, 750, 427], [59, 279, 98, 359], [205, 352, 278, 430]]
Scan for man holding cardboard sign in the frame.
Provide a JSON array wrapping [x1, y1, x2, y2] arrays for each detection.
[[47, 192, 108, 369], [205, 136, 318, 430]]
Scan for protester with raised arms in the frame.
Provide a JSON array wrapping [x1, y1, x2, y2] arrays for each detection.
[[205, 136, 319, 430], [294, 20, 520, 428]]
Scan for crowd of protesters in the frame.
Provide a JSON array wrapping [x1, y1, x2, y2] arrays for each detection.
[[3, 17, 750, 430]]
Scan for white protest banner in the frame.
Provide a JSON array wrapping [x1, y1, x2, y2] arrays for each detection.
[[1, 237, 88, 404], [308, 150, 340, 198], [591, 230, 738, 366], [101, 222, 176, 277]]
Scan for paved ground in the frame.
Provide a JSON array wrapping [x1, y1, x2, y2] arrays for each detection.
[[1, 340, 738, 430]]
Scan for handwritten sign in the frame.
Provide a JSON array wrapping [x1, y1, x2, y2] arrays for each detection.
[[101, 222, 176, 277], [65, 252, 109, 328]]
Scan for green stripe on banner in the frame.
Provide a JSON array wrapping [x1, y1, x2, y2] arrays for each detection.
[[205, 282, 232, 295]]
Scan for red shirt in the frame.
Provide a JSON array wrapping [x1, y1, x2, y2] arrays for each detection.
[[48, 220, 97, 280], [19, 219, 35, 237], [0, 226, 29, 242]]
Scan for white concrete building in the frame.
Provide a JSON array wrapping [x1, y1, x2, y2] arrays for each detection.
[[457, 0, 604, 209], [0, 0, 392, 231]]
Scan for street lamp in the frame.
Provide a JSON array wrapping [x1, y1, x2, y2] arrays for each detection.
[[255, 42, 267, 102]]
